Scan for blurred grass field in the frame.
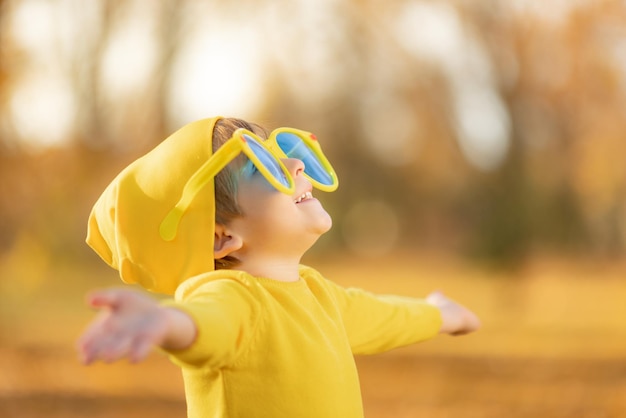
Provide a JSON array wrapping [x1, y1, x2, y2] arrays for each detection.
[[1, 254, 625, 417]]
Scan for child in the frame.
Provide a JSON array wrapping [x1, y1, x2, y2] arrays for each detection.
[[77, 116, 480, 418]]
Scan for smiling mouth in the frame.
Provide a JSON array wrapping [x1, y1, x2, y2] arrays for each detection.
[[294, 191, 313, 204]]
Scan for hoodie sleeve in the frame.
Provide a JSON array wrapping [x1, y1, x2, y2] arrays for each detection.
[[322, 279, 442, 355], [161, 275, 261, 370]]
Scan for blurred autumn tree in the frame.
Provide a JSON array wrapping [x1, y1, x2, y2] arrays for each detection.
[[0, 0, 625, 271]]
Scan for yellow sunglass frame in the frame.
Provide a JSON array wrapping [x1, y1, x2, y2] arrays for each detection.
[[159, 127, 337, 241], [262, 127, 338, 193]]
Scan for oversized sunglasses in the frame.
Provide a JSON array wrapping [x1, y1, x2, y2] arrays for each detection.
[[160, 127, 338, 241]]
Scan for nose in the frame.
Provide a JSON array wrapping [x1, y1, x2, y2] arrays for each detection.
[[282, 158, 305, 177]]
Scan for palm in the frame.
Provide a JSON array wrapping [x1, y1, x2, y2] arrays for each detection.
[[78, 289, 168, 364]]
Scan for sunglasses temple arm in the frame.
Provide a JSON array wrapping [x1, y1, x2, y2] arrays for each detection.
[[159, 139, 243, 241]]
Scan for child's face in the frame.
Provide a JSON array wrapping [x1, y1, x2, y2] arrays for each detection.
[[230, 158, 332, 256]]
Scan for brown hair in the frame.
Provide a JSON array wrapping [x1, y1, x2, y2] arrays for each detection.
[[212, 117, 268, 269]]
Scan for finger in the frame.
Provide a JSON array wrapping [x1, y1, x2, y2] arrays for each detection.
[[426, 290, 445, 303], [77, 338, 95, 365], [77, 333, 106, 365], [77, 310, 126, 363], [87, 289, 122, 309], [129, 339, 153, 364], [100, 337, 133, 363], [79, 328, 131, 364], [76, 317, 109, 365]]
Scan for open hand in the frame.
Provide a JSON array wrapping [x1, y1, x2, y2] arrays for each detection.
[[426, 291, 481, 336], [76, 289, 173, 364]]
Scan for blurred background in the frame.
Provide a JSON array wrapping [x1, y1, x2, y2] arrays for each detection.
[[1, 0, 625, 417]]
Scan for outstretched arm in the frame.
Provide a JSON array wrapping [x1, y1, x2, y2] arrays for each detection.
[[426, 291, 481, 336], [77, 289, 197, 364]]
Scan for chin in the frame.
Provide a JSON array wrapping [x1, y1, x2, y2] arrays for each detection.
[[315, 213, 333, 235]]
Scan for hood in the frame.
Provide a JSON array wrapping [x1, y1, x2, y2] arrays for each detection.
[[86, 117, 222, 295]]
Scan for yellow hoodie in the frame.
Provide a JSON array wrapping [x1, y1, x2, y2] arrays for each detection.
[[85, 117, 442, 417], [161, 265, 442, 418], [86, 117, 221, 294]]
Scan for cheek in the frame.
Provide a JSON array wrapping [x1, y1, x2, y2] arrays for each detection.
[[245, 204, 283, 226], [238, 189, 292, 224]]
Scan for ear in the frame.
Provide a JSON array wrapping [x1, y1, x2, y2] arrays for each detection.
[[214, 224, 243, 259]]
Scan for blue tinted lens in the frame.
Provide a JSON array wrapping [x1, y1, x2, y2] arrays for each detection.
[[240, 159, 258, 178], [275, 132, 333, 186], [243, 134, 291, 188]]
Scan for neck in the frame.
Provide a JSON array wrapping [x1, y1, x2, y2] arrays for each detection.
[[236, 257, 302, 282]]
